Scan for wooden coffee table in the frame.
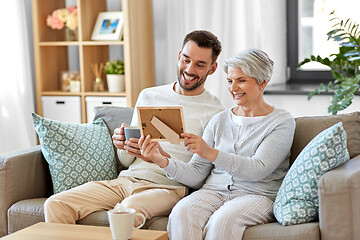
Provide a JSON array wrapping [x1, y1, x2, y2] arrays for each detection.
[[1, 222, 168, 240]]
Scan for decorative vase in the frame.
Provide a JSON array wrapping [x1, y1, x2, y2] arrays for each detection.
[[94, 77, 105, 92], [65, 28, 78, 41], [107, 74, 125, 93]]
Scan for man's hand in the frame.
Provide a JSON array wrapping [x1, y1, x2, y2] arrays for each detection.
[[112, 123, 127, 150], [181, 133, 218, 162]]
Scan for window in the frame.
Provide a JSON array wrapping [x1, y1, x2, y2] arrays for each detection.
[[287, 0, 360, 84]]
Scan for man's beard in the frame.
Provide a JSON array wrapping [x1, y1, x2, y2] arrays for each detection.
[[177, 70, 209, 91]]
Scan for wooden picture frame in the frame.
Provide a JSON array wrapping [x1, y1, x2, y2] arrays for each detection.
[[137, 106, 186, 144], [91, 12, 124, 41]]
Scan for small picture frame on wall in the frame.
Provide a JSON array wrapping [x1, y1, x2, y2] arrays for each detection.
[[91, 12, 124, 41]]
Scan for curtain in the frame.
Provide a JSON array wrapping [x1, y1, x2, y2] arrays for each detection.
[[0, 0, 36, 153], [153, 0, 287, 108]]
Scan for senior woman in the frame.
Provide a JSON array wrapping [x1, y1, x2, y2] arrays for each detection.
[[138, 49, 295, 240]]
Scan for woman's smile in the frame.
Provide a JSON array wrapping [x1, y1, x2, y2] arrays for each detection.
[[233, 93, 246, 99]]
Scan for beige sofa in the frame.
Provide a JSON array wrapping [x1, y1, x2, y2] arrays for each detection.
[[1, 107, 360, 239]]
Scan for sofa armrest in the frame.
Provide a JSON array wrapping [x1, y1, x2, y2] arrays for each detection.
[[318, 154, 360, 240], [0, 145, 52, 236]]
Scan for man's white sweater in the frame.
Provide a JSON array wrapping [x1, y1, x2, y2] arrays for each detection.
[[118, 82, 226, 186]]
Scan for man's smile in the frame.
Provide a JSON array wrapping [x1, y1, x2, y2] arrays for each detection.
[[182, 72, 198, 83]]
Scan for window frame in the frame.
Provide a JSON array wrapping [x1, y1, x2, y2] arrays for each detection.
[[287, 0, 334, 84]]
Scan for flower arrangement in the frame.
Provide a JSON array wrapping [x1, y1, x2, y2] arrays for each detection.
[[46, 6, 78, 31], [104, 60, 125, 75]]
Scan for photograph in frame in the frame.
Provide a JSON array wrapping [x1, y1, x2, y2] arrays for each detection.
[[91, 12, 124, 41]]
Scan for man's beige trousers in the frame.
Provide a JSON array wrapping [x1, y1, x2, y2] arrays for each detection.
[[44, 176, 186, 225]]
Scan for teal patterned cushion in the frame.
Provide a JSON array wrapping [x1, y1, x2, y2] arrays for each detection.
[[32, 113, 117, 194], [274, 122, 350, 226]]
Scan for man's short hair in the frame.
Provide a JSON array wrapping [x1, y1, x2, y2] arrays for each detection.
[[182, 30, 222, 64]]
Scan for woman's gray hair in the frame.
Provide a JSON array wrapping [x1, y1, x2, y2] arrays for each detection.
[[224, 49, 274, 84]]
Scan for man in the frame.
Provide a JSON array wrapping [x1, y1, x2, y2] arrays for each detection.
[[44, 30, 226, 225]]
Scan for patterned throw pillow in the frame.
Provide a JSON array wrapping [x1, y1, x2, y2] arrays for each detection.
[[274, 122, 350, 226], [32, 113, 117, 194]]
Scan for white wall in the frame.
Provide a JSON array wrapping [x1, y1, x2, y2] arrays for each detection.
[[265, 95, 360, 117]]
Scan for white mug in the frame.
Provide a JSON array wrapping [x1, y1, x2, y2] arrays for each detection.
[[107, 208, 146, 240]]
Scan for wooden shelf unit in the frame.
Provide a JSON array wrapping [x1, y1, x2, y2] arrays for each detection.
[[32, 0, 155, 122]]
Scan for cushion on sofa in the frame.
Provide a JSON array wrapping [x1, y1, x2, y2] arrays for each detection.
[[290, 111, 360, 165], [243, 222, 320, 240], [274, 122, 350, 226], [93, 106, 134, 173], [32, 113, 117, 194], [93, 106, 134, 135]]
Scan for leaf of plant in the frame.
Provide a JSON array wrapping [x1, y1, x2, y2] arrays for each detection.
[[349, 56, 360, 61], [340, 42, 357, 47], [319, 83, 325, 89], [353, 25, 359, 35], [344, 19, 350, 28], [327, 29, 340, 39], [307, 91, 316, 100], [344, 50, 360, 57], [333, 34, 347, 42], [350, 24, 357, 35], [297, 58, 313, 69]]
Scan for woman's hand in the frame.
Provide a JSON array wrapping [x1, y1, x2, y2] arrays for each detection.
[[138, 135, 170, 168], [123, 140, 152, 162], [181, 133, 219, 162]]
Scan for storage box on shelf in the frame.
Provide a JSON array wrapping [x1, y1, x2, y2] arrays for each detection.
[[42, 96, 81, 123], [85, 96, 127, 122], [32, 0, 155, 123]]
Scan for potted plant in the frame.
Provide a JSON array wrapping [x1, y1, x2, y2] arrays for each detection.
[[298, 10, 360, 115], [103, 60, 125, 93]]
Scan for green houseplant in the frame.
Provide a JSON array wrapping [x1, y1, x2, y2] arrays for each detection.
[[104, 60, 125, 93], [298, 11, 360, 115]]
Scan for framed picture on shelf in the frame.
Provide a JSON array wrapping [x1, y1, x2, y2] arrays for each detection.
[[91, 12, 124, 41]]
